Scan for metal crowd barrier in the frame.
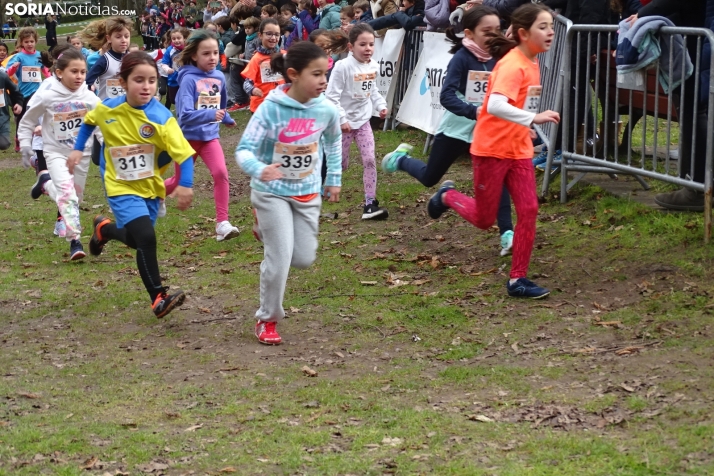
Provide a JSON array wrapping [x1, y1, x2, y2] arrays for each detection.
[[385, 27, 425, 131], [535, 13, 571, 195], [552, 24, 714, 241]]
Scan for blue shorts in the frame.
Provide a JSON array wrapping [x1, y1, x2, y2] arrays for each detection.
[[107, 195, 160, 228]]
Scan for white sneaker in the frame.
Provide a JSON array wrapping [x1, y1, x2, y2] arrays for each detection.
[[216, 220, 240, 242], [158, 199, 167, 218], [500, 230, 514, 256]]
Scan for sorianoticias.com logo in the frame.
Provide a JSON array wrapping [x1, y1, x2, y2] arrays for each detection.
[[5, 1, 136, 17]]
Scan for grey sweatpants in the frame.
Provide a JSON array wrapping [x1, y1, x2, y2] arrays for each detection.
[[251, 189, 321, 322]]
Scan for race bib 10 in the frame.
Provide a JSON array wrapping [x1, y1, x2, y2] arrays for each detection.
[[272, 141, 318, 180], [109, 144, 155, 181], [21, 66, 41, 83]]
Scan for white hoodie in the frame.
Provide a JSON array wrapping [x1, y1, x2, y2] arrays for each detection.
[[325, 53, 387, 130], [18, 77, 100, 155]]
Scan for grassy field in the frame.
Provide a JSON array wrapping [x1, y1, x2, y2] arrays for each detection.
[[1, 107, 714, 475]]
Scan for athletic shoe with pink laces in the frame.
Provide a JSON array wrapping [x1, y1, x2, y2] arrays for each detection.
[[255, 320, 281, 345]]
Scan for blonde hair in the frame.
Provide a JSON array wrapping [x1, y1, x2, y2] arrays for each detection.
[[80, 16, 133, 50]]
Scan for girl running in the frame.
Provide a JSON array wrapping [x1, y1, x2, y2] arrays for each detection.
[[166, 29, 240, 241], [160, 27, 189, 110], [6, 27, 48, 151], [83, 17, 132, 166], [235, 42, 342, 345], [67, 35, 90, 58], [67, 52, 196, 319], [382, 6, 515, 256], [241, 18, 285, 113], [19, 45, 100, 261], [427, 4, 559, 299], [325, 23, 388, 220]]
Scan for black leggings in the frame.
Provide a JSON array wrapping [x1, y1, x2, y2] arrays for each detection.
[[101, 215, 164, 301], [399, 133, 514, 235]]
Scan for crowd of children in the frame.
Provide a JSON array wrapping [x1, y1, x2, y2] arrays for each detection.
[[9, 2, 558, 344]]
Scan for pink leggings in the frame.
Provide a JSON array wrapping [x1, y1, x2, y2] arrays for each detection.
[[443, 156, 538, 279], [341, 121, 377, 201], [164, 139, 230, 222]]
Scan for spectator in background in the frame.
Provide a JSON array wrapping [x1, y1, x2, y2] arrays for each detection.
[[7, 18, 16, 39], [367, 0, 425, 32], [145, 0, 159, 15], [354, 1, 372, 22], [340, 5, 356, 31], [285, 0, 318, 45], [45, 14, 57, 53], [261, 4, 279, 18], [216, 16, 235, 45], [370, 0, 398, 35], [318, 0, 343, 29], [633, 0, 709, 211]]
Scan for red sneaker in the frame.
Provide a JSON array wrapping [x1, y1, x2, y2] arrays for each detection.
[[227, 103, 249, 112], [255, 320, 281, 345], [252, 208, 262, 242]]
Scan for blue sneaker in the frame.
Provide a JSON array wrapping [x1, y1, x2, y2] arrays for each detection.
[[69, 239, 86, 261], [532, 147, 549, 167], [536, 150, 562, 172], [381, 143, 414, 173], [506, 278, 550, 299], [427, 180, 455, 219]]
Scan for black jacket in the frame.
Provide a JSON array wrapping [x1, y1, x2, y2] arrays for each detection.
[[564, 0, 610, 25], [638, 0, 706, 28]]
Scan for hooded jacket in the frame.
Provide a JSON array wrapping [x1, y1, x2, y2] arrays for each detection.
[[18, 77, 100, 154], [175, 64, 236, 141], [236, 84, 342, 197], [319, 3, 342, 30]]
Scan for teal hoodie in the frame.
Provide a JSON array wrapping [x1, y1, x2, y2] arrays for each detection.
[[235, 85, 342, 197], [319, 3, 342, 30]]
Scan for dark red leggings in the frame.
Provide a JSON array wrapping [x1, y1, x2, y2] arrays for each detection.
[[443, 155, 538, 279]]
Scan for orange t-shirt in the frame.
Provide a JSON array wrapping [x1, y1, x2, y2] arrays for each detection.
[[471, 47, 541, 160], [241, 50, 286, 113]]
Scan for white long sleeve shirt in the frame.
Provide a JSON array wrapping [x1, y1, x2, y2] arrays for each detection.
[[325, 54, 387, 130]]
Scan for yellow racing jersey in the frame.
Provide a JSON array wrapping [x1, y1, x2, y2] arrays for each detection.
[[83, 96, 195, 199]]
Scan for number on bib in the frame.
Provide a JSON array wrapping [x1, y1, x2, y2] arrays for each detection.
[[106, 78, 125, 98], [53, 109, 87, 141], [272, 141, 318, 179], [465, 71, 490, 105], [260, 62, 283, 83], [21, 66, 41, 83], [352, 72, 376, 99], [197, 95, 220, 110], [523, 85, 542, 113], [109, 144, 156, 181]]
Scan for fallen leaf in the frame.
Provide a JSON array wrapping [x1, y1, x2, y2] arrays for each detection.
[[80, 456, 99, 470], [360, 281, 378, 286], [594, 320, 622, 328], [334, 352, 345, 358], [412, 279, 431, 286], [219, 467, 237, 473], [468, 414, 494, 423], [302, 366, 318, 377], [381, 437, 403, 446], [184, 423, 203, 432], [17, 392, 40, 399], [511, 342, 520, 354], [615, 346, 643, 356], [620, 383, 635, 393]]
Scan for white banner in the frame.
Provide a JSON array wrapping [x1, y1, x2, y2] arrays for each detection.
[[372, 29, 405, 117], [395, 32, 453, 134]]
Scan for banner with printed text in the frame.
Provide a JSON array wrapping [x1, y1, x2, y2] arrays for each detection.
[[372, 29, 405, 117], [395, 32, 453, 134]]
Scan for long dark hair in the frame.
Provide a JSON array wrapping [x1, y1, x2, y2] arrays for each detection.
[[270, 41, 326, 81], [445, 5, 499, 54], [485, 3, 551, 60]]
